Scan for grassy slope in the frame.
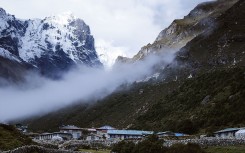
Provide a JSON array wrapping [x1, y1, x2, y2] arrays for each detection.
[[133, 67, 245, 134], [205, 145, 245, 153], [0, 124, 33, 151], [132, 0, 245, 134], [27, 67, 245, 135]]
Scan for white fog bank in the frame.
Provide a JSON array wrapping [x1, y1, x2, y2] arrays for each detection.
[[0, 51, 176, 122]]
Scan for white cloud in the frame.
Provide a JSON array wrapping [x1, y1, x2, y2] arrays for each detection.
[[0, 50, 176, 122]]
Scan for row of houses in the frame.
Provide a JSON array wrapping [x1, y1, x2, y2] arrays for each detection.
[[35, 125, 186, 141], [16, 123, 245, 140]]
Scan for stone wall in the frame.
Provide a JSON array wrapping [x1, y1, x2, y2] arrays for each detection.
[[2, 145, 83, 153], [164, 138, 245, 147], [60, 140, 118, 150]]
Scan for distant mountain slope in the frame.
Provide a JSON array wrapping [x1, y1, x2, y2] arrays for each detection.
[[133, 67, 245, 134], [27, 67, 245, 134], [0, 56, 31, 85], [160, 0, 245, 81], [0, 8, 102, 79], [117, 0, 238, 63]]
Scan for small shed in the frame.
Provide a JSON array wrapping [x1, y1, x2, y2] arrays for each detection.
[[235, 129, 245, 139]]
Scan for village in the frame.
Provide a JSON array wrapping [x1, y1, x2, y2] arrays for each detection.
[[16, 124, 245, 143], [0, 124, 240, 153], [16, 124, 187, 141]]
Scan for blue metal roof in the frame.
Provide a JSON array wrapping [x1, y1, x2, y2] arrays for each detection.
[[157, 131, 185, 137], [175, 133, 185, 137], [107, 130, 153, 135]]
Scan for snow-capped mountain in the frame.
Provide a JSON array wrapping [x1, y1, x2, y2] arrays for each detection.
[[0, 8, 102, 78], [96, 44, 127, 69]]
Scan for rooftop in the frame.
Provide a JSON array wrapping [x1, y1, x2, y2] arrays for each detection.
[[59, 125, 81, 130], [107, 130, 153, 135], [157, 131, 174, 135], [39, 132, 72, 136], [157, 131, 186, 137], [97, 125, 115, 130], [214, 128, 241, 133]]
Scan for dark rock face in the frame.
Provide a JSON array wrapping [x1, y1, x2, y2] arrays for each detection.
[[159, 0, 245, 81], [0, 36, 20, 56], [117, 0, 239, 66], [69, 19, 94, 50], [0, 9, 102, 80], [0, 57, 30, 85], [33, 51, 75, 78]]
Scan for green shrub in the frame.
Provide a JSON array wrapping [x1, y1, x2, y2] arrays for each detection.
[[167, 143, 206, 153], [112, 135, 205, 153]]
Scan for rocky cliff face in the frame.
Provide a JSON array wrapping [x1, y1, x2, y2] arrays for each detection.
[[0, 9, 102, 80], [117, 0, 238, 63], [160, 0, 245, 81]]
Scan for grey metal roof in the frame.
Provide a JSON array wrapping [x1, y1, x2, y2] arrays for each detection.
[[214, 128, 241, 133], [97, 125, 115, 130], [157, 131, 174, 135], [39, 132, 72, 136]]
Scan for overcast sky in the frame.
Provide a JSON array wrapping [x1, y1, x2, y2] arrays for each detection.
[[0, 0, 209, 59]]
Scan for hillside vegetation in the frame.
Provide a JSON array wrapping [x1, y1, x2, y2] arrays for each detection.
[[0, 124, 33, 151], [133, 67, 245, 134], [27, 67, 245, 135]]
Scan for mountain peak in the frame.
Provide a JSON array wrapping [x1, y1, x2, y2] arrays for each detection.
[[0, 8, 102, 78], [46, 11, 76, 25]]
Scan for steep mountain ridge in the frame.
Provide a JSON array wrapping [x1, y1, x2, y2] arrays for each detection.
[[0, 9, 101, 79], [117, 0, 238, 63], [159, 0, 245, 81]]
